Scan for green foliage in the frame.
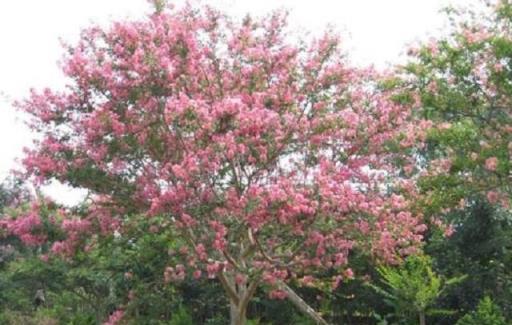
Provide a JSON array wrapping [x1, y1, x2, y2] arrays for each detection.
[[370, 254, 465, 324], [456, 296, 507, 325], [169, 306, 193, 325], [426, 200, 512, 323], [0, 209, 232, 324], [0, 309, 59, 325]]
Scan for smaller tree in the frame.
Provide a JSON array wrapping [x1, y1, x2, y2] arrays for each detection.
[[370, 254, 465, 325], [456, 296, 507, 325]]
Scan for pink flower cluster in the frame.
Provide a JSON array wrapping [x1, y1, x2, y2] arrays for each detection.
[[485, 157, 498, 171], [103, 310, 124, 325], [4, 211, 46, 246]]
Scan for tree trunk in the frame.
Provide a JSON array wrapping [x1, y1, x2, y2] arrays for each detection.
[[219, 271, 259, 325], [419, 311, 426, 325], [280, 282, 330, 325], [230, 301, 247, 325], [220, 272, 329, 325]]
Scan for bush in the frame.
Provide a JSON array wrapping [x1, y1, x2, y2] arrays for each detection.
[[456, 296, 507, 325], [169, 306, 193, 325]]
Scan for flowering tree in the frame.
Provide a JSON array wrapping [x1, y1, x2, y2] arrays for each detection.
[[405, 0, 512, 213], [4, 3, 425, 324]]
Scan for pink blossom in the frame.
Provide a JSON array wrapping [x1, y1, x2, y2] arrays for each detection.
[[269, 289, 287, 300], [487, 191, 499, 204], [444, 225, 455, 237], [206, 262, 221, 279], [301, 275, 315, 287], [193, 270, 202, 279], [235, 273, 246, 285], [494, 62, 504, 72], [485, 157, 498, 171], [104, 310, 124, 325], [332, 275, 343, 290]]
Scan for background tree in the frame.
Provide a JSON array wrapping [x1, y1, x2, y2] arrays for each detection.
[[425, 200, 512, 323], [396, 0, 512, 323], [456, 296, 507, 325], [404, 0, 512, 212]]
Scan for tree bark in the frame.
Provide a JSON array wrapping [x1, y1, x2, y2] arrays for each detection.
[[419, 311, 426, 325], [230, 301, 247, 325], [280, 282, 329, 325]]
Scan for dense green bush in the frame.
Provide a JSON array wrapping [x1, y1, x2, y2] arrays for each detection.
[[456, 297, 507, 325]]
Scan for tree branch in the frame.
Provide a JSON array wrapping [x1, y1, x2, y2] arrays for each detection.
[[218, 271, 239, 305], [279, 281, 329, 325], [239, 279, 260, 315]]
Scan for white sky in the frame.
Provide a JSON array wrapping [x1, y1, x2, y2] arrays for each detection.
[[0, 0, 479, 204]]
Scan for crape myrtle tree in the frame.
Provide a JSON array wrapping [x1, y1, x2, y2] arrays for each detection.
[[3, 2, 427, 324]]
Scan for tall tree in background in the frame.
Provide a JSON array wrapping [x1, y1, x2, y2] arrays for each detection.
[[400, 0, 512, 321], [426, 201, 512, 322], [405, 0, 512, 213], [3, 2, 426, 324]]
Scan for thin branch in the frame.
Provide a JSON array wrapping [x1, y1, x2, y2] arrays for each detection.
[[223, 250, 242, 270]]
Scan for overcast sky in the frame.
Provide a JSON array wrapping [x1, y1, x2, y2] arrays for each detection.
[[0, 0, 479, 204]]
